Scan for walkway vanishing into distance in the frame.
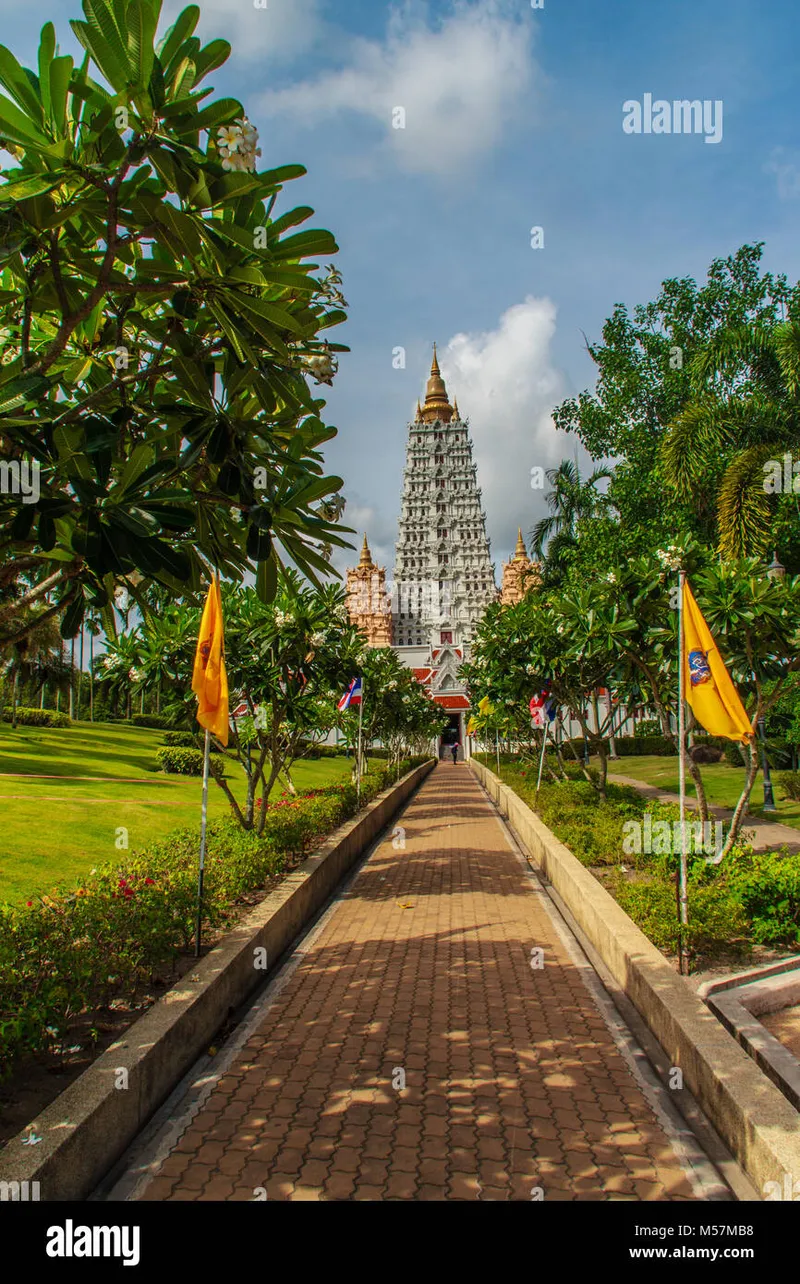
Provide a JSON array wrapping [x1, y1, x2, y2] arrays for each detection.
[[110, 764, 733, 1202]]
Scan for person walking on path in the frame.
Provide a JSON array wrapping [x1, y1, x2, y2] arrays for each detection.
[[450, 741, 459, 765]]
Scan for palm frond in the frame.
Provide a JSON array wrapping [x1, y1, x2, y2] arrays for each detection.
[[717, 443, 781, 559]]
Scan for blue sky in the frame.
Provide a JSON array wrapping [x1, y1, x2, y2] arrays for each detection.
[[2, 0, 799, 580]]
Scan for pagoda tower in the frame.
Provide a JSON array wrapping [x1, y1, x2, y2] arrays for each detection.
[[392, 346, 497, 651], [345, 534, 393, 647], [500, 529, 542, 606]]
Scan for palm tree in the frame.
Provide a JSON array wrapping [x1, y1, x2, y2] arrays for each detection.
[[661, 317, 800, 557], [530, 460, 612, 574], [0, 613, 72, 726]]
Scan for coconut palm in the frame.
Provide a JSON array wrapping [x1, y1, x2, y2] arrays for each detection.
[[530, 460, 612, 574], [661, 316, 800, 558]]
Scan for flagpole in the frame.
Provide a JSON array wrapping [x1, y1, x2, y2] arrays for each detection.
[[535, 719, 549, 798], [677, 569, 688, 976], [359, 683, 364, 801], [495, 726, 500, 774], [195, 728, 211, 958]]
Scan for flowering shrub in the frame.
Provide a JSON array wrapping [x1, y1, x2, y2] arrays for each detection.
[[0, 757, 428, 1076]]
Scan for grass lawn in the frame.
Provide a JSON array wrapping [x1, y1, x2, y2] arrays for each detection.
[[0, 721, 352, 905], [605, 754, 800, 831]]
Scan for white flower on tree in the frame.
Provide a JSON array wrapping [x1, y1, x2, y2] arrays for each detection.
[[216, 117, 262, 173]]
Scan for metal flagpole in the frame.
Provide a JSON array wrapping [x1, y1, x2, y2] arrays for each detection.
[[356, 679, 364, 805], [195, 728, 211, 958], [495, 727, 500, 774], [677, 569, 688, 976], [535, 720, 549, 798]]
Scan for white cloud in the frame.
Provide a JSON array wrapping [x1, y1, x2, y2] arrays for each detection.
[[161, 0, 323, 62], [258, 0, 535, 175], [436, 297, 569, 564], [765, 147, 800, 200]]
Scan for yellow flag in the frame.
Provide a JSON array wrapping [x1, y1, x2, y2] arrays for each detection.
[[478, 695, 493, 717], [191, 577, 229, 746], [682, 579, 752, 743], [467, 715, 478, 735]]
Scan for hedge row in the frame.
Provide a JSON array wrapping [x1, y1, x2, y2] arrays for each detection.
[[0, 756, 428, 1076], [1, 707, 72, 728], [563, 735, 676, 758]]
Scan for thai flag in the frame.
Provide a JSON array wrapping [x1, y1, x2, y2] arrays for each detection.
[[338, 678, 362, 710], [529, 688, 557, 725]]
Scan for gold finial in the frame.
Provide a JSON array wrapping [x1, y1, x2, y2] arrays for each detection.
[[514, 528, 527, 560], [452, 396, 460, 421], [415, 399, 423, 421], [359, 533, 373, 568], [421, 342, 452, 423]]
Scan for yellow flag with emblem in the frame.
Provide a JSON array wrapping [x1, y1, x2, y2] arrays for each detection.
[[682, 579, 752, 744], [478, 695, 494, 718], [191, 576, 229, 746]]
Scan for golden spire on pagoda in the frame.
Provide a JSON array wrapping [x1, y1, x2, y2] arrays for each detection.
[[415, 399, 423, 421], [452, 396, 460, 421], [514, 527, 527, 560], [421, 343, 453, 423], [359, 533, 374, 569]]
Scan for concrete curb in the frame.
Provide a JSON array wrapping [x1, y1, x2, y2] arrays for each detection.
[[699, 960, 800, 1114], [470, 759, 800, 1199], [0, 759, 435, 1202]]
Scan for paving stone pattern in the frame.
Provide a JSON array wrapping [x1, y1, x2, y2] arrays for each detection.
[[138, 764, 699, 1201]]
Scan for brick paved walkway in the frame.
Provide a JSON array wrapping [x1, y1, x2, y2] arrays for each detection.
[[128, 764, 713, 1201]]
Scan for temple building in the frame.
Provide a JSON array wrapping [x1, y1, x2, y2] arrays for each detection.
[[500, 529, 542, 606], [344, 534, 393, 646], [345, 348, 499, 757]]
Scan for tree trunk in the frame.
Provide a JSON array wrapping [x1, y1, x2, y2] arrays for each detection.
[[89, 629, 94, 722], [69, 638, 75, 720], [719, 739, 760, 857], [11, 669, 18, 728], [78, 628, 84, 720]]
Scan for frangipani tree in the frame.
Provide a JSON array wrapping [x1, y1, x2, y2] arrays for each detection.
[[0, 0, 351, 652]]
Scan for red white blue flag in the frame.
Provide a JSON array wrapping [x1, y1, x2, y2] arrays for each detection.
[[529, 688, 557, 725], [338, 677, 363, 710]]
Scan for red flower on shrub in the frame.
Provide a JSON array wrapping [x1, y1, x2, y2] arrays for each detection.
[[145, 878, 155, 886]]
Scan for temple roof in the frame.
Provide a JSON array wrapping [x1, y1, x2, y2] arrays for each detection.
[[420, 344, 453, 423]]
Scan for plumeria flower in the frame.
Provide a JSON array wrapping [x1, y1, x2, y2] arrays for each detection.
[[217, 124, 242, 155]]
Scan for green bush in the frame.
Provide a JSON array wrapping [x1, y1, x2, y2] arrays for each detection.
[[131, 713, 180, 730], [613, 871, 750, 957], [155, 747, 224, 778], [1, 706, 72, 727], [726, 847, 800, 944], [776, 771, 800, 802], [162, 731, 197, 748]]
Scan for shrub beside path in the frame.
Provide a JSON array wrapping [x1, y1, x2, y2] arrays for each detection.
[[118, 764, 729, 1201]]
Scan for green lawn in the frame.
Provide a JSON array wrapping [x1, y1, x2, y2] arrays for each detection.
[[606, 754, 800, 830], [0, 722, 352, 904]]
